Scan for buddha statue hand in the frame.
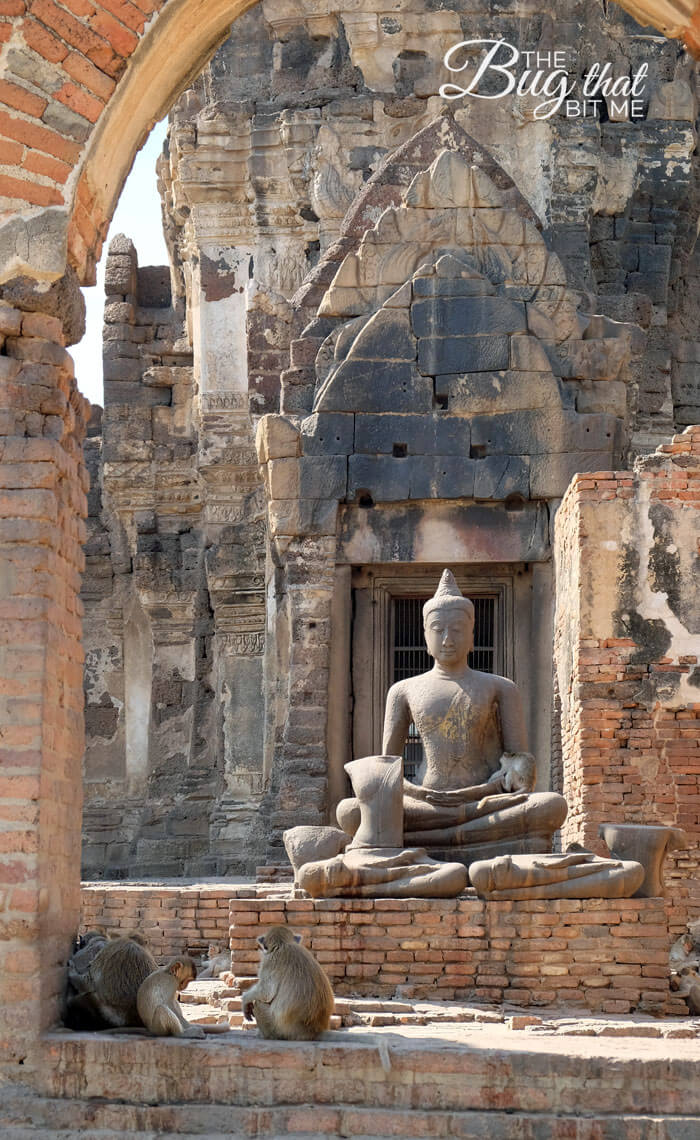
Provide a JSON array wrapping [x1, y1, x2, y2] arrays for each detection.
[[474, 791, 529, 814], [492, 751, 536, 794], [403, 775, 503, 806]]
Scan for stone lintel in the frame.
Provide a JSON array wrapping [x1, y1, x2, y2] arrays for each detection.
[[337, 501, 550, 564]]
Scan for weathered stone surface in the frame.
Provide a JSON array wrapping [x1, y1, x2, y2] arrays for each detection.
[[343, 308, 416, 361], [473, 455, 530, 500], [470, 410, 619, 457], [316, 360, 433, 413], [354, 413, 470, 455], [348, 454, 410, 501], [411, 297, 527, 339], [418, 335, 511, 375], [435, 370, 561, 415], [300, 413, 354, 455]]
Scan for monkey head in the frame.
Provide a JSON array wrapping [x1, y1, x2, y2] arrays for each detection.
[[168, 956, 198, 991], [74, 929, 106, 952], [257, 926, 302, 954]]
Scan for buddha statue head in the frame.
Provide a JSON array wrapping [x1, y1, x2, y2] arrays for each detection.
[[422, 570, 475, 670]]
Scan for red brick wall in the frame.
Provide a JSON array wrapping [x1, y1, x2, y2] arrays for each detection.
[[554, 426, 700, 938], [0, 298, 89, 1055], [80, 883, 231, 959], [229, 891, 677, 1015]]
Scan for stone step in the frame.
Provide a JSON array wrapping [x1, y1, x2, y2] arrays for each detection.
[[37, 1027, 700, 1118], [3, 1088, 700, 1140]]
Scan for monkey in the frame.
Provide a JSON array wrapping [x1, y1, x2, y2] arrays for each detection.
[[64, 935, 158, 1031], [197, 944, 231, 980], [63, 930, 110, 1029], [243, 925, 334, 1040], [495, 751, 536, 794], [670, 931, 699, 968], [671, 964, 700, 1015], [69, 929, 109, 973], [136, 956, 205, 1038], [135, 955, 236, 1038], [80, 956, 232, 1038]]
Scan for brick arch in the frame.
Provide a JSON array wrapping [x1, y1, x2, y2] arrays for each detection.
[[0, 0, 257, 285]]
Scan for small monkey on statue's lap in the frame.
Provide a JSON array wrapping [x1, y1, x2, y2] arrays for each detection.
[[244, 925, 334, 1040]]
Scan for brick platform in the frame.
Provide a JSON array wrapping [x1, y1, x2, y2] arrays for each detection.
[[230, 890, 676, 1015], [80, 882, 233, 959], [5, 1026, 700, 1139]]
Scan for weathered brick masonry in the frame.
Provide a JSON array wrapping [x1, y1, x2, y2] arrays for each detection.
[[80, 882, 231, 958], [229, 891, 680, 1015], [554, 426, 700, 937], [0, 290, 89, 1051]]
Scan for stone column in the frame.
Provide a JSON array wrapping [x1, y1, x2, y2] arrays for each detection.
[[0, 293, 89, 1050]]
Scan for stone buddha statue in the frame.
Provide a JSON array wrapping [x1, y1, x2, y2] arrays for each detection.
[[285, 569, 645, 899], [337, 570, 568, 865]]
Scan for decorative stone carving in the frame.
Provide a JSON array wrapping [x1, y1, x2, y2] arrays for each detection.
[[296, 755, 468, 898], [219, 632, 265, 656], [201, 391, 248, 411], [599, 823, 687, 898], [469, 852, 646, 900]]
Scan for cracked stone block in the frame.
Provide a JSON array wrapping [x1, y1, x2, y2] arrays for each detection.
[[316, 360, 433, 413], [348, 454, 410, 501], [354, 413, 469, 455], [418, 335, 510, 375], [473, 455, 530, 500], [411, 296, 527, 339]]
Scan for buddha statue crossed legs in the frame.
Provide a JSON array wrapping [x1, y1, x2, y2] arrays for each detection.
[[337, 570, 568, 864]]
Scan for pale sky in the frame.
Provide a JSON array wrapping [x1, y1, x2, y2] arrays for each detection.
[[70, 118, 170, 408]]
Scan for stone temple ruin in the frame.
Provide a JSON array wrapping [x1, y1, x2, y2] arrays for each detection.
[[2, 0, 700, 1133]]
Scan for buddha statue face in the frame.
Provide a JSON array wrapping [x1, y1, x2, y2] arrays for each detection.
[[423, 604, 474, 669]]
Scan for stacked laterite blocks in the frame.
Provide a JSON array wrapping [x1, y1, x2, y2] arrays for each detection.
[[554, 427, 700, 938], [0, 294, 89, 1052], [228, 892, 679, 1015]]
